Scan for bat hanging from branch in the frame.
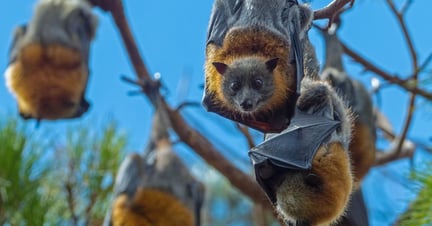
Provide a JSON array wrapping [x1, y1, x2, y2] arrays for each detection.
[[202, 0, 319, 133], [104, 104, 205, 226], [4, 0, 98, 122], [202, 0, 354, 133], [249, 76, 354, 225]]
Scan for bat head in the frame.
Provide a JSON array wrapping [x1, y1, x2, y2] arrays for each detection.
[[212, 57, 279, 114], [18, 95, 90, 121]]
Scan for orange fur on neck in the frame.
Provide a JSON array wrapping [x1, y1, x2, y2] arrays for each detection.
[[350, 122, 376, 187], [7, 44, 87, 119], [205, 27, 296, 114], [112, 188, 194, 226]]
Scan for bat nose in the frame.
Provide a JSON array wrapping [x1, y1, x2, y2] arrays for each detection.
[[241, 99, 254, 111], [19, 111, 33, 120], [73, 99, 90, 117]]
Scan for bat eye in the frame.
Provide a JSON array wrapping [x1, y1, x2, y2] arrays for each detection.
[[252, 79, 263, 90], [230, 81, 241, 92], [304, 173, 322, 189]]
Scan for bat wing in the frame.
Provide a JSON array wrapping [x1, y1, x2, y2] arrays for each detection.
[[248, 110, 340, 203], [249, 110, 340, 170], [8, 25, 27, 65], [188, 181, 205, 226], [207, 0, 243, 46], [337, 188, 369, 226], [289, 22, 304, 95], [64, 5, 98, 63], [103, 153, 146, 226]]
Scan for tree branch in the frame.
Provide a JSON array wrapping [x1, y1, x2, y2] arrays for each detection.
[[92, 0, 276, 214], [341, 41, 432, 100], [164, 101, 274, 210], [313, 0, 354, 24], [374, 109, 416, 166], [386, 0, 418, 74]]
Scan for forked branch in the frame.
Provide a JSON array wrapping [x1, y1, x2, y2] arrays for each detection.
[[90, 0, 275, 213], [313, 0, 355, 25]]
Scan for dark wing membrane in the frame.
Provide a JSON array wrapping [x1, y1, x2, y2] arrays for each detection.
[[249, 110, 340, 203], [113, 153, 145, 197], [188, 181, 205, 226], [8, 25, 27, 64], [337, 188, 369, 226], [207, 0, 243, 46], [103, 153, 145, 226], [65, 6, 95, 63], [250, 110, 340, 170], [289, 23, 304, 95]]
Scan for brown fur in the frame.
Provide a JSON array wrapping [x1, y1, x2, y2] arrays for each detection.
[[276, 142, 353, 225], [205, 27, 296, 114], [7, 43, 87, 119], [350, 122, 376, 187], [112, 188, 194, 226]]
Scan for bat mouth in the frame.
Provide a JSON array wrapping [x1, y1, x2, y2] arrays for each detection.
[[235, 99, 264, 113]]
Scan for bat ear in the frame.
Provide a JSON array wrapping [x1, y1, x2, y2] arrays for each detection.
[[297, 4, 313, 34], [212, 62, 228, 75], [266, 58, 279, 72]]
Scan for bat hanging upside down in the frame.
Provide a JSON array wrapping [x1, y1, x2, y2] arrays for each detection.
[[104, 107, 205, 226], [249, 77, 354, 225], [4, 0, 98, 121], [203, 0, 319, 133]]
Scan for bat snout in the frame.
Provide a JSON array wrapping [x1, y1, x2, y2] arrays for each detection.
[[71, 98, 90, 118], [240, 99, 254, 111], [19, 111, 33, 120]]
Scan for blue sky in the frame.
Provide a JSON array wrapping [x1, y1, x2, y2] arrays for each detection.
[[1, 0, 431, 225]]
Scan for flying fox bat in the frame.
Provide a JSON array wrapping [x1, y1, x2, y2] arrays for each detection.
[[4, 0, 98, 122], [249, 77, 353, 225], [104, 107, 204, 226], [320, 23, 376, 185], [203, 0, 319, 133]]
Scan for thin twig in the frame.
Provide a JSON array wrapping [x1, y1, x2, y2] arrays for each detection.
[[400, 0, 413, 15], [386, 0, 418, 73], [164, 100, 274, 211], [375, 94, 416, 165], [65, 182, 78, 226], [385, 0, 419, 160], [418, 51, 432, 74], [341, 42, 432, 100], [313, 0, 354, 24], [393, 93, 416, 159], [83, 193, 98, 226]]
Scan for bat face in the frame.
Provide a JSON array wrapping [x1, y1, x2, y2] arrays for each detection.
[[213, 57, 278, 114]]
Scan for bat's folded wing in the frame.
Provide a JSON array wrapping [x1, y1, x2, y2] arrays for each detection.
[[249, 110, 340, 202]]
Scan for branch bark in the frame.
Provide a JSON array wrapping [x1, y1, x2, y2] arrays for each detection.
[[313, 0, 354, 23], [91, 0, 276, 214], [373, 109, 416, 166], [341, 42, 432, 100]]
